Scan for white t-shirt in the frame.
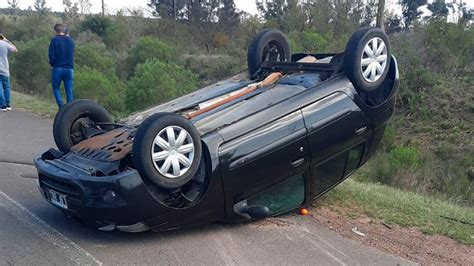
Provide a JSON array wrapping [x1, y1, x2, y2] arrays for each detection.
[[0, 41, 15, 77]]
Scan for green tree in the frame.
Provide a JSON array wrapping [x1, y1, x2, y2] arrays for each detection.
[[10, 37, 50, 96], [385, 14, 403, 34], [306, 0, 335, 35], [282, 0, 306, 32], [362, 0, 378, 26], [458, 1, 473, 23], [63, 0, 80, 23], [185, 0, 220, 23], [78, 0, 92, 14], [10, 14, 55, 41], [34, 0, 51, 15], [7, 0, 20, 21], [218, 0, 241, 34], [305, 0, 364, 37], [400, 0, 427, 30], [148, 0, 186, 18], [427, 0, 449, 19], [80, 16, 112, 37], [127, 36, 177, 76], [75, 43, 116, 76], [7, 0, 19, 9], [257, 0, 286, 28], [332, 0, 364, 38]]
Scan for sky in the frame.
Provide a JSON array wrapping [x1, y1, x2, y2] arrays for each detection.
[[0, 0, 259, 15], [0, 0, 472, 16]]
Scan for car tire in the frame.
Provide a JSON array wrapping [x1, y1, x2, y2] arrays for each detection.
[[132, 113, 202, 189], [53, 100, 113, 153], [247, 29, 291, 79], [343, 27, 391, 92]]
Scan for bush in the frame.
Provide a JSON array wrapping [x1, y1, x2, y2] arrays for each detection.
[[10, 14, 55, 42], [127, 37, 177, 76], [75, 30, 103, 46], [391, 33, 437, 111], [74, 67, 124, 114], [381, 122, 397, 152], [10, 37, 51, 96], [125, 60, 198, 112], [424, 21, 474, 74], [213, 32, 229, 48], [80, 16, 113, 38], [288, 31, 346, 54], [299, 31, 330, 52], [235, 15, 263, 49], [358, 146, 422, 185], [80, 16, 128, 51], [75, 43, 116, 77], [103, 18, 128, 51], [180, 54, 244, 85]]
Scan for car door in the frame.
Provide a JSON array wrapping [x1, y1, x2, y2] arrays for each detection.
[[302, 92, 372, 197], [218, 110, 310, 215]]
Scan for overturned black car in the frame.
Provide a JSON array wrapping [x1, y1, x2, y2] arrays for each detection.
[[35, 27, 399, 232]]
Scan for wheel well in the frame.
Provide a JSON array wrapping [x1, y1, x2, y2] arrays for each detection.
[[137, 140, 212, 209]]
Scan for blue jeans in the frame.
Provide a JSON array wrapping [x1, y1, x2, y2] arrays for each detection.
[[52, 67, 74, 107], [0, 74, 11, 108]]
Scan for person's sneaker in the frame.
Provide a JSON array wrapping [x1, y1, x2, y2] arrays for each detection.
[[6, 105, 12, 111], [0, 106, 7, 112]]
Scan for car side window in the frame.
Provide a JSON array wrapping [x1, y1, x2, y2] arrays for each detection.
[[247, 174, 305, 215]]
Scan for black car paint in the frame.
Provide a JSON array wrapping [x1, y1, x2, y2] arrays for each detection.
[[35, 56, 399, 231]]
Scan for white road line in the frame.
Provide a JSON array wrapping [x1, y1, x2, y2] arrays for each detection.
[[0, 191, 102, 266]]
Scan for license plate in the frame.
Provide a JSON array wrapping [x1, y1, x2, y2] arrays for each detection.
[[47, 189, 68, 209]]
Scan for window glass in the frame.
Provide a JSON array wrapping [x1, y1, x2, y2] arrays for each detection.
[[345, 144, 364, 176], [248, 174, 305, 215], [313, 152, 346, 196]]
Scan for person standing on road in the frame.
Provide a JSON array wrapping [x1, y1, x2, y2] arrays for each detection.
[[49, 24, 75, 108], [0, 34, 18, 112]]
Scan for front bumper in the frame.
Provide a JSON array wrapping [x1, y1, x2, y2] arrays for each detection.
[[34, 149, 161, 227]]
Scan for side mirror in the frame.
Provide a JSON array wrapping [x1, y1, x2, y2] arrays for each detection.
[[245, 205, 271, 219], [233, 200, 270, 219]]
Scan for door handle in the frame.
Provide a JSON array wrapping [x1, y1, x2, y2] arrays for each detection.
[[355, 126, 367, 135], [290, 158, 305, 168]]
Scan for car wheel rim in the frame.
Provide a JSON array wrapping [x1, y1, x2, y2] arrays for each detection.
[[151, 126, 195, 179], [360, 37, 388, 83], [263, 41, 284, 62], [70, 117, 95, 144]]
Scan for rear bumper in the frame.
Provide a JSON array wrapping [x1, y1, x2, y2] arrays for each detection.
[[34, 149, 157, 226]]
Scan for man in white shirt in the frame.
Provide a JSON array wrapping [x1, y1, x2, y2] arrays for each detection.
[[0, 34, 18, 112]]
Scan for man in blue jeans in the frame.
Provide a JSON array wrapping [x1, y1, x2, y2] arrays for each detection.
[[49, 24, 75, 107], [0, 34, 18, 112]]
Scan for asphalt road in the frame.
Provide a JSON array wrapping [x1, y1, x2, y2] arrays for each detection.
[[0, 110, 414, 265]]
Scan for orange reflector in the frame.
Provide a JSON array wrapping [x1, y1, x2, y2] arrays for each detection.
[[299, 208, 309, 215]]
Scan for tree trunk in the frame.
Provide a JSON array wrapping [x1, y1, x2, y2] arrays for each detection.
[[376, 0, 385, 30], [101, 0, 105, 16]]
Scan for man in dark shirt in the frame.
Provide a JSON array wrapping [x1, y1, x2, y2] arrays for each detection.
[[48, 24, 75, 107]]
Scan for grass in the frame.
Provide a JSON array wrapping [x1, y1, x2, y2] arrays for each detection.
[[319, 179, 474, 245], [11, 90, 57, 118]]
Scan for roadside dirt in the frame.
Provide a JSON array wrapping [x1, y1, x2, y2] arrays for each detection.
[[310, 206, 474, 265]]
